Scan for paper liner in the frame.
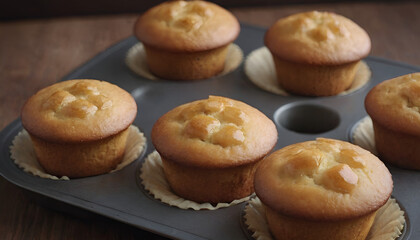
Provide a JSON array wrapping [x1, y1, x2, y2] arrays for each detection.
[[244, 197, 271, 240], [140, 151, 252, 210], [126, 43, 244, 80], [352, 116, 377, 155], [367, 198, 406, 240], [243, 197, 405, 240], [10, 125, 146, 180], [244, 47, 371, 96]]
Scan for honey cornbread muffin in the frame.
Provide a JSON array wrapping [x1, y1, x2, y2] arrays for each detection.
[[265, 11, 371, 96], [365, 73, 420, 170], [21, 79, 137, 178], [151, 96, 277, 204], [254, 138, 393, 240], [134, 0, 240, 80]]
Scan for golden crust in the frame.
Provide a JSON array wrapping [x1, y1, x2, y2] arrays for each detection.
[[151, 96, 278, 168], [265, 204, 377, 240], [265, 11, 371, 65], [29, 128, 129, 178], [161, 157, 258, 204], [134, 0, 240, 52], [365, 73, 420, 136], [271, 57, 359, 96], [254, 138, 393, 221], [143, 44, 229, 80], [21, 79, 137, 142], [372, 120, 420, 170]]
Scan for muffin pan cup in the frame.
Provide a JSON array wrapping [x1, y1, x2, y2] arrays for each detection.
[[1, 25, 419, 239]]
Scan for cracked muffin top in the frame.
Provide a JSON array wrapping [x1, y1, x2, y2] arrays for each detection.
[[254, 138, 393, 221], [134, 0, 240, 52], [21, 79, 137, 142], [265, 11, 371, 65], [365, 73, 420, 136], [151, 96, 277, 168]]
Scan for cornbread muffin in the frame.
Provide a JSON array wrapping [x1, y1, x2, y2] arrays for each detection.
[[134, 0, 240, 80], [265, 11, 371, 96], [21, 79, 137, 178], [151, 96, 277, 204], [365, 73, 420, 170], [254, 138, 393, 240]]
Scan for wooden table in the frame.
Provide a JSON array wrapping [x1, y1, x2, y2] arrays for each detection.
[[1, 2, 419, 239]]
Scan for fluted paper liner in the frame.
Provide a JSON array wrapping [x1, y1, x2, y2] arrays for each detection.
[[244, 197, 405, 240], [352, 116, 377, 155], [140, 151, 252, 210], [244, 47, 371, 96], [126, 43, 243, 80], [10, 125, 146, 180], [367, 198, 406, 240]]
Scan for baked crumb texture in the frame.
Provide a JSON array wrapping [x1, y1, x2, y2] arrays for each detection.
[[365, 72, 420, 169], [151, 96, 277, 203], [254, 138, 393, 240], [179, 97, 248, 147], [21, 79, 137, 178], [265, 11, 371, 96], [134, 0, 240, 80]]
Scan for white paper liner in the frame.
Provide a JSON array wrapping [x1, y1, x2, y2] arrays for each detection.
[[352, 116, 378, 155], [367, 198, 406, 240], [244, 197, 272, 240], [244, 197, 405, 240], [244, 47, 371, 96], [10, 125, 146, 180], [126, 42, 244, 80], [140, 151, 252, 210]]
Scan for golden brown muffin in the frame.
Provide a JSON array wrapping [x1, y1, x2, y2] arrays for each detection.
[[134, 0, 240, 80], [21, 79, 137, 178], [151, 96, 277, 204], [365, 72, 420, 170], [265, 11, 371, 96], [254, 138, 393, 240]]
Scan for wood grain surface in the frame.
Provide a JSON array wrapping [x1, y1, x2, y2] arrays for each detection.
[[0, 2, 419, 239]]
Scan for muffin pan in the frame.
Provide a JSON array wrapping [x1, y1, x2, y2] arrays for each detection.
[[0, 24, 419, 239]]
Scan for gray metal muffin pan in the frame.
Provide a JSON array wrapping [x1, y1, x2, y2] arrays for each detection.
[[1, 25, 419, 240]]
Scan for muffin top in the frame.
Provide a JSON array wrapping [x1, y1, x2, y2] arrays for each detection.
[[265, 11, 371, 65], [21, 79, 137, 142], [365, 73, 420, 136], [254, 138, 393, 221], [134, 0, 240, 52], [151, 96, 277, 168]]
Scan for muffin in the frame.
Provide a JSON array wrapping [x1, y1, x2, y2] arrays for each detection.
[[134, 0, 240, 80], [151, 96, 277, 204], [21, 79, 137, 178], [365, 72, 420, 170], [254, 138, 393, 240], [264, 11, 371, 96]]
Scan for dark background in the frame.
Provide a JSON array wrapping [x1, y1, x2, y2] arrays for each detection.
[[0, 0, 409, 20]]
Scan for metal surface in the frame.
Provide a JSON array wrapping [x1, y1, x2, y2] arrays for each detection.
[[1, 25, 419, 239]]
